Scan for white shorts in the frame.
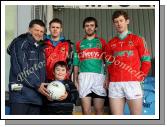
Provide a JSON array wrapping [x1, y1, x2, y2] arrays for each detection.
[[108, 81, 143, 100], [78, 72, 107, 98]]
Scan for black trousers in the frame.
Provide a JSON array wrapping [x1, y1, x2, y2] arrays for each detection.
[[11, 103, 41, 115], [41, 104, 73, 115]]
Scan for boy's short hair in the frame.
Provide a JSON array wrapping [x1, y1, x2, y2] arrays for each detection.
[[49, 18, 62, 27], [29, 19, 45, 28], [83, 17, 98, 28], [112, 10, 129, 21], [53, 61, 67, 71]]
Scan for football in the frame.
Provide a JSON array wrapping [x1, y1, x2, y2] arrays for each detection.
[[47, 81, 66, 100]]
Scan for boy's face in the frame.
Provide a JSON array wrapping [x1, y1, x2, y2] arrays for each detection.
[[49, 22, 62, 38], [113, 15, 129, 33], [29, 24, 45, 41], [54, 66, 66, 80], [84, 21, 96, 36]]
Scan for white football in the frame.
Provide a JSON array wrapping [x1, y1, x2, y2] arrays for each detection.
[[47, 81, 66, 100]]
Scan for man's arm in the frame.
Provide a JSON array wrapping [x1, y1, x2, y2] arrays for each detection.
[[137, 37, 151, 81], [103, 65, 109, 89], [73, 66, 79, 90], [10, 39, 44, 90], [100, 38, 109, 89], [11, 40, 50, 97], [73, 42, 80, 90]]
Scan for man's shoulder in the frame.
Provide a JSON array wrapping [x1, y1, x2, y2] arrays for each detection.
[[108, 36, 118, 44], [8, 33, 29, 49], [129, 33, 143, 40], [16, 34, 31, 49], [18, 33, 29, 39], [98, 37, 106, 43], [61, 39, 72, 44], [15, 33, 29, 42], [75, 40, 82, 44]]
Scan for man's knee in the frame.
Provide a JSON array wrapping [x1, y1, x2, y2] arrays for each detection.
[[82, 108, 91, 115]]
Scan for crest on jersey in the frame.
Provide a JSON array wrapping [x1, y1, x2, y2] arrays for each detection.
[[61, 47, 65, 52], [128, 41, 134, 46], [96, 43, 101, 48], [111, 44, 116, 48]]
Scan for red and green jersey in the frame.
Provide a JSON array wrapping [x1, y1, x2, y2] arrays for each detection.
[[73, 35, 106, 74]]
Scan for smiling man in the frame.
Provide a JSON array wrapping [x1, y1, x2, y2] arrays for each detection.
[[7, 19, 49, 115]]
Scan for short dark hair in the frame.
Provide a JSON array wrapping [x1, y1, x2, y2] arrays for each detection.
[[53, 61, 67, 71], [29, 19, 45, 28], [112, 10, 129, 21], [83, 17, 98, 28], [49, 18, 62, 27]]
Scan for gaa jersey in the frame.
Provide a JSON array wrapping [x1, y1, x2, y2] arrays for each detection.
[[105, 31, 151, 82], [73, 35, 106, 74], [44, 38, 69, 80]]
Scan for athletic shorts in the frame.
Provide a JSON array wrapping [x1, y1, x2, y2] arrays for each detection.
[[108, 81, 143, 100], [86, 92, 106, 99], [78, 72, 107, 98]]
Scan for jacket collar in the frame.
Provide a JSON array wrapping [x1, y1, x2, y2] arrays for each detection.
[[45, 35, 65, 47]]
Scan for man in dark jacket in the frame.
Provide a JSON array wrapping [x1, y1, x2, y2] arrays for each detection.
[[7, 19, 50, 115]]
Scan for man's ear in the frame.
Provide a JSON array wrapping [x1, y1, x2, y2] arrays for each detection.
[[94, 27, 98, 33], [127, 19, 130, 25]]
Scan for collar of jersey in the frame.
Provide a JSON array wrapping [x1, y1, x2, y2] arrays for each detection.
[[46, 35, 65, 46], [83, 34, 98, 39], [117, 31, 131, 40]]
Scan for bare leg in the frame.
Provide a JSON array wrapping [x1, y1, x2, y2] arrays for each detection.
[[93, 98, 105, 115], [81, 97, 92, 115], [109, 97, 126, 115], [127, 98, 142, 115]]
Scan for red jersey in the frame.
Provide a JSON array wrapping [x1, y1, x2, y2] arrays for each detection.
[[105, 32, 151, 82], [44, 39, 69, 80]]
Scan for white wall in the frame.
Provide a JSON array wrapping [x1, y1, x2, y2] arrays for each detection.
[[17, 5, 32, 35], [5, 5, 32, 91]]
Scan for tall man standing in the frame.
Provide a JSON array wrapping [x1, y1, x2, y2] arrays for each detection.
[[105, 10, 151, 115], [44, 18, 70, 82], [73, 17, 108, 115], [42, 18, 75, 115]]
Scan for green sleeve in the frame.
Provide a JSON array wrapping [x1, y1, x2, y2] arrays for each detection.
[[73, 44, 79, 66]]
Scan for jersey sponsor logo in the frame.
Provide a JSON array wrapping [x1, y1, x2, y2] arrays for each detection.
[[113, 50, 134, 57], [78, 48, 103, 61], [114, 50, 133, 57]]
